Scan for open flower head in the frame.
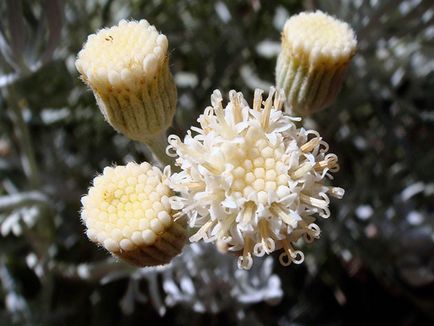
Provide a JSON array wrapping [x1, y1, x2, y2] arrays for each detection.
[[75, 19, 177, 143], [81, 162, 187, 267], [166, 88, 344, 270]]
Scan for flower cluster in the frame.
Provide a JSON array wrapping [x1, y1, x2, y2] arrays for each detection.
[[166, 88, 344, 269], [78, 11, 352, 270]]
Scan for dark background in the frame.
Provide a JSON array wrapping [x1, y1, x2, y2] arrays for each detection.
[[0, 0, 433, 325]]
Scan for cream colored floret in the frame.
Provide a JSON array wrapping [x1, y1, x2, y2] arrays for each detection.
[[81, 162, 172, 253], [282, 11, 356, 64], [75, 19, 177, 144], [276, 11, 357, 115], [75, 19, 168, 91], [167, 88, 344, 270]]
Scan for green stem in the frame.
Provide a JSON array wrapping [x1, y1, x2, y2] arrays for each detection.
[[145, 130, 175, 168]]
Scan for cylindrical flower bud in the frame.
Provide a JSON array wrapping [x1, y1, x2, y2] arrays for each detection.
[[276, 11, 357, 116], [75, 19, 177, 145], [81, 162, 187, 267]]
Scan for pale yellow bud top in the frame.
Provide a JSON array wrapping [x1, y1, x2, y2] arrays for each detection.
[[81, 162, 187, 267], [76, 19, 177, 143], [276, 11, 357, 115]]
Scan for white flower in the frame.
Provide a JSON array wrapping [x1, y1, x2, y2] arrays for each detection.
[[276, 10, 357, 115], [281, 11, 356, 65], [81, 162, 187, 267], [166, 88, 344, 270], [75, 19, 177, 144]]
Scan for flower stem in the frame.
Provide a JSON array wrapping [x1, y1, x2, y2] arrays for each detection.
[[146, 130, 175, 168]]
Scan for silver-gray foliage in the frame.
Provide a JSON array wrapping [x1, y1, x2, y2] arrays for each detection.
[[0, 0, 433, 324]]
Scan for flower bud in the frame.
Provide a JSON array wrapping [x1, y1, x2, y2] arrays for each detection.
[[276, 11, 356, 116], [75, 19, 177, 144], [81, 162, 187, 267]]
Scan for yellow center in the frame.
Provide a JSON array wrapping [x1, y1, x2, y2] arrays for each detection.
[[80, 20, 159, 72], [283, 11, 356, 61], [82, 163, 173, 251], [221, 128, 290, 204]]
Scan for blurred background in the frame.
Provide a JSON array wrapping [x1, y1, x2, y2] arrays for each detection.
[[0, 0, 433, 324]]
